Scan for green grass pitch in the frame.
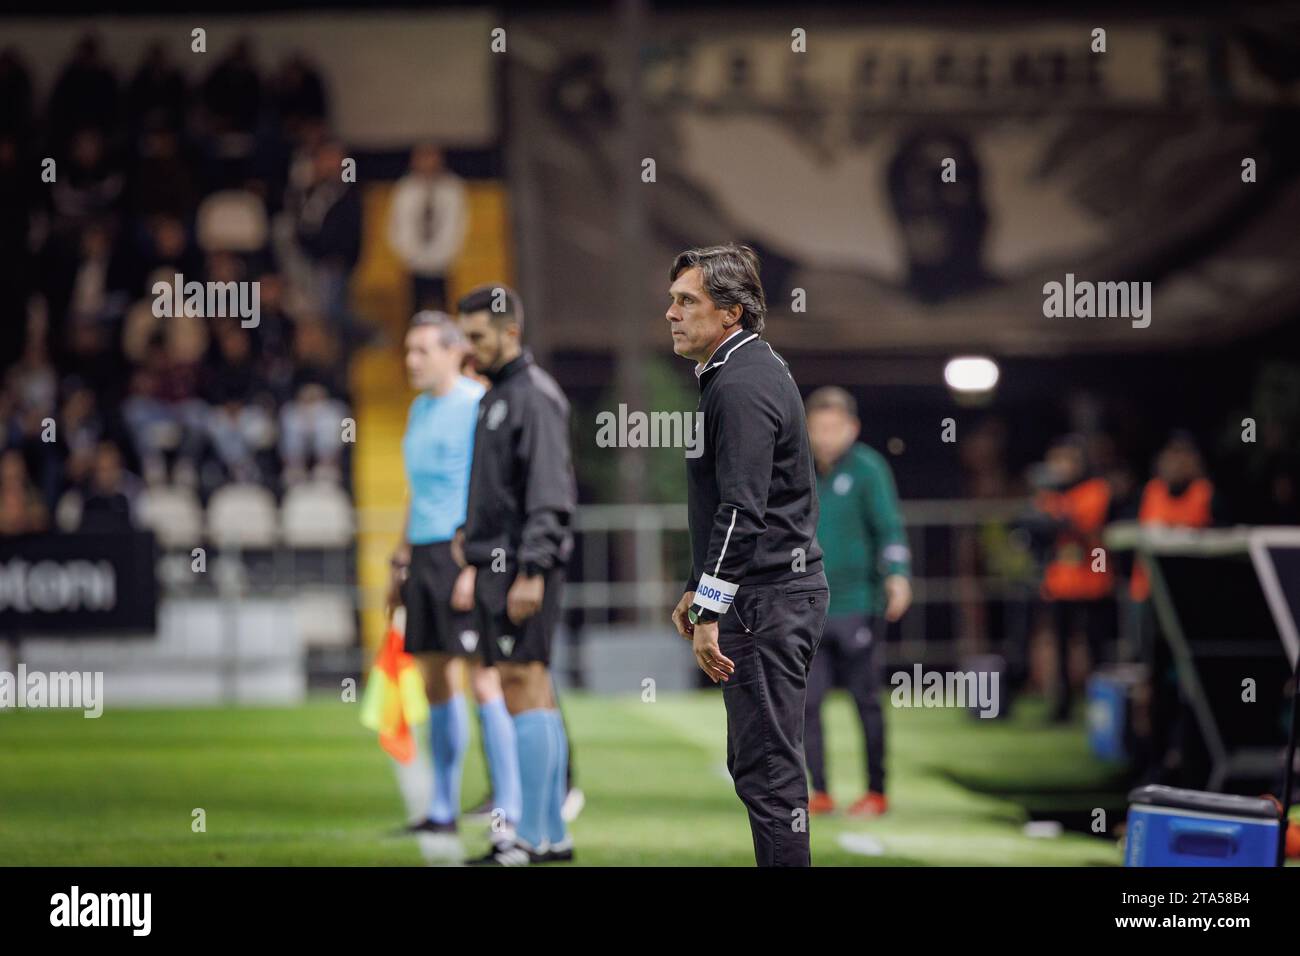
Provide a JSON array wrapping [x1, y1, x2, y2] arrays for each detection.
[[0, 690, 1127, 866]]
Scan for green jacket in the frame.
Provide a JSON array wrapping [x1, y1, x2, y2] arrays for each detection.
[[816, 443, 911, 616]]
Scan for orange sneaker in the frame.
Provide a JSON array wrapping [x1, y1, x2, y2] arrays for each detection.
[[808, 790, 836, 815], [847, 792, 888, 817]]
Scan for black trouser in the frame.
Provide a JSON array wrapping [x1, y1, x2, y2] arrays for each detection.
[[804, 613, 885, 795], [1051, 598, 1114, 716], [718, 572, 829, 867]]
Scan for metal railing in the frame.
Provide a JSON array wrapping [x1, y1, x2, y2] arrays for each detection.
[[357, 497, 1039, 661]]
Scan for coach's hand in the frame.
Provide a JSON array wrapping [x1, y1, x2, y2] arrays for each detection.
[[691, 622, 734, 684], [507, 573, 544, 625], [672, 591, 695, 639], [451, 566, 476, 612], [883, 575, 912, 623]]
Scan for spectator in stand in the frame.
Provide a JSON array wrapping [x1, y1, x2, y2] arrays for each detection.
[[47, 34, 119, 145], [291, 139, 362, 337], [126, 41, 189, 136], [273, 53, 329, 140], [5, 327, 59, 497], [201, 37, 262, 138], [387, 143, 468, 311], [51, 128, 124, 229], [130, 124, 198, 221], [279, 318, 348, 485], [0, 132, 34, 370], [122, 313, 208, 487], [56, 382, 107, 493], [41, 220, 132, 341], [251, 271, 299, 402], [0, 48, 34, 139], [0, 448, 48, 535], [77, 440, 141, 534], [202, 322, 274, 486]]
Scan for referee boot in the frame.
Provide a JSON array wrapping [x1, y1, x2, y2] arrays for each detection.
[[466, 836, 548, 867]]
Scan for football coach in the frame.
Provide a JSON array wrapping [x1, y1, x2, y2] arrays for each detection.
[[668, 243, 829, 867]]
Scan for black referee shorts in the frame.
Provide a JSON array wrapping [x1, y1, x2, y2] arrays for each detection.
[[474, 565, 566, 666], [401, 541, 481, 657]]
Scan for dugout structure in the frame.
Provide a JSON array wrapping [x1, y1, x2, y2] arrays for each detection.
[[1105, 525, 1300, 792]]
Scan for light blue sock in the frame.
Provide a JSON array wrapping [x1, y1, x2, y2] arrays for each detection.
[[513, 709, 557, 850], [478, 697, 522, 825], [427, 695, 468, 824], [546, 709, 570, 846]]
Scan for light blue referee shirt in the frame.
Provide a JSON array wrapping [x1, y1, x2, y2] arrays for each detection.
[[402, 376, 486, 545]]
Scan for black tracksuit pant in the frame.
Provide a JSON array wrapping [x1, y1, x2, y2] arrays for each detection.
[[804, 613, 885, 795], [717, 571, 829, 867]]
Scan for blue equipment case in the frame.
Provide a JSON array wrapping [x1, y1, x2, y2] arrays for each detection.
[[1124, 785, 1280, 866]]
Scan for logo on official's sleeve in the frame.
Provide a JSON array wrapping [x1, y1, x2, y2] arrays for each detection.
[[497, 635, 515, 656], [459, 630, 479, 652], [486, 400, 508, 431], [833, 473, 854, 495]]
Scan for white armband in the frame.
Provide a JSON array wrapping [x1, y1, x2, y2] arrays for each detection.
[[694, 573, 738, 614]]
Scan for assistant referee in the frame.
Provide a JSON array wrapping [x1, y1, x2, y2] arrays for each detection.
[[668, 243, 829, 868]]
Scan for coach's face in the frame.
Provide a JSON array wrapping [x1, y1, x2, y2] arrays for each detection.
[[667, 267, 741, 365]]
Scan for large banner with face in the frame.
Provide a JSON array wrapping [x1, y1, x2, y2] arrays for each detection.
[[505, 13, 1300, 354]]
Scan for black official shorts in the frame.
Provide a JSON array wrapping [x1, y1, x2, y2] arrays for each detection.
[[475, 565, 566, 666], [401, 541, 481, 657]]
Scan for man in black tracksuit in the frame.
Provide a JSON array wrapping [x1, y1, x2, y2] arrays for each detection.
[[455, 284, 577, 865], [667, 244, 828, 867]]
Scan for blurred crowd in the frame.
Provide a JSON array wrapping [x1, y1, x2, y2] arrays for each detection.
[[952, 416, 1298, 783], [0, 34, 363, 535]]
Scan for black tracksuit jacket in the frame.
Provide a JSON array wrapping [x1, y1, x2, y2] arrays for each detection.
[[462, 351, 575, 575], [684, 330, 824, 613]]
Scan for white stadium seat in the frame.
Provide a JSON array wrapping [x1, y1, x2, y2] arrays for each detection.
[[137, 485, 204, 549], [281, 480, 354, 549], [207, 483, 279, 549]]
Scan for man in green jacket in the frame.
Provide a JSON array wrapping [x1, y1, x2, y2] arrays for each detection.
[[804, 387, 912, 817]]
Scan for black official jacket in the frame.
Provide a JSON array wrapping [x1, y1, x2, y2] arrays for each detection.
[[463, 351, 575, 574], [685, 330, 824, 615]]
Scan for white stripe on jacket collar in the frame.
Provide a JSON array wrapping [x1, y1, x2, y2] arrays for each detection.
[[695, 329, 758, 378]]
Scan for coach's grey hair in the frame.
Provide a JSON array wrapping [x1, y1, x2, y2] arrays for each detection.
[[410, 310, 466, 349], [670, 243, 767, 336]]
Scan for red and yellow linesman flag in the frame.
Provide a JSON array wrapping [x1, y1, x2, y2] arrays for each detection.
[[359, 623, 429, 762]]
